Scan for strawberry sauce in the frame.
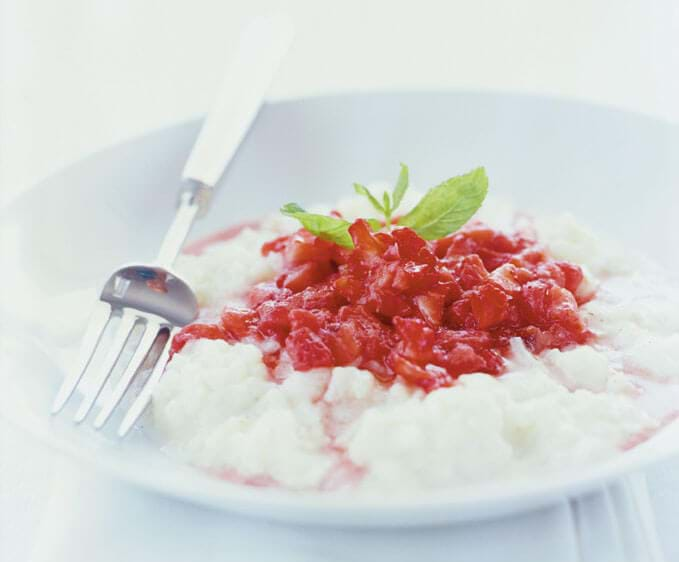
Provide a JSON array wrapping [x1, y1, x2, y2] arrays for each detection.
[[172, 220, 592, 392], [182, 221, 260, 256]]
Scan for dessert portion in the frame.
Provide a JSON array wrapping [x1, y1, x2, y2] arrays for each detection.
[[152, 166, 678, 494]]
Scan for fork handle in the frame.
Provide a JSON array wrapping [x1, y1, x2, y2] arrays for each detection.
[[180, 14, 294, 204], [156, 14, 294, 268], [155, 191, 202, 267]]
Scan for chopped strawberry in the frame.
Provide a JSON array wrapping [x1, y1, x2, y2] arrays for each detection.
[[556, 261, 585, 294], [286, 235, 335, 265], [468, 282, 510, 329], [170, 324, 228, 356], [394, 317, 436, 362], [256, 300, 290, 340], [172, 218, 593, 392], [389, 353, 431, 384], [286, 327, 334, 370], [326, 323, 362, 364], [280, 261, 333, 292], [392, 227, 429, 261], [349, 219, 387, 256], [221, 309, 257, 338], [452, 254, 490, 290], [414, 292, 445, 327]]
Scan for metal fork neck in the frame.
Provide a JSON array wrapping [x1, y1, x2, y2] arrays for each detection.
[[178, 178, 213, 215], [155, 181, 211, 267]]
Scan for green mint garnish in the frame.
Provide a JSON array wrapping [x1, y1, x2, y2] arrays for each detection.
[[399, 167, 488, 240], [281, 165, 487, 245], [280, 203, 354, 248], [391, 163, 409, 211], [353, 183, 385, 216], [353, 163, 409, 229]]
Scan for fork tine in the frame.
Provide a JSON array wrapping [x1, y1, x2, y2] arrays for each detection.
[[93, 320, 161, 429], [73, 310, 138, 423], [52, 302, 113, 414], [117, 328, 177, 437]]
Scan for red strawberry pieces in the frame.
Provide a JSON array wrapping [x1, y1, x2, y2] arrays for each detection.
[[172, 220, 592, 391]]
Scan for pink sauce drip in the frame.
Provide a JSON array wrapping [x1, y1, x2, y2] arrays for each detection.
[[622, 411, 679, 451], [183, 221, 260, 256]]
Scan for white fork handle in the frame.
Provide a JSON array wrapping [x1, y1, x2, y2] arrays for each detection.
[[181, 13, 294, 189], [155, 13, 294, 267]]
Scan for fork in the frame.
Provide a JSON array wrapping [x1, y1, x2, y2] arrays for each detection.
[[51, 14, 294, 437]]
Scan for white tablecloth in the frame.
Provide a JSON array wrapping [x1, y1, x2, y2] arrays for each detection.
[[1, 1, 678, 560]]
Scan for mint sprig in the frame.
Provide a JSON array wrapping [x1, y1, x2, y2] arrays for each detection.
[[353, 163, 409, 229], [281, 165, 487, 247]]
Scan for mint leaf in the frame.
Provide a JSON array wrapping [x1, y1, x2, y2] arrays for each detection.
[[399, 167, 488, 240], [382, 191, 391, 213], [281, 203, 354, 248], [391, 163, 409, 211], [381, 191, 392, 228], [353, 183, 384, 214]]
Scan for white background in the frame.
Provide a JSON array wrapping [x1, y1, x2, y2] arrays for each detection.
[[1, 1, 678, 560], [1, 0, 678, 205]]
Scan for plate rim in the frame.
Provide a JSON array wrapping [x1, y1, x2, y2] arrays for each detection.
[[3, 90, 679, 526]]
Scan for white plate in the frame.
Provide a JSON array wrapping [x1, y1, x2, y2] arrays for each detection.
[[1, 92, 679, 527]]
